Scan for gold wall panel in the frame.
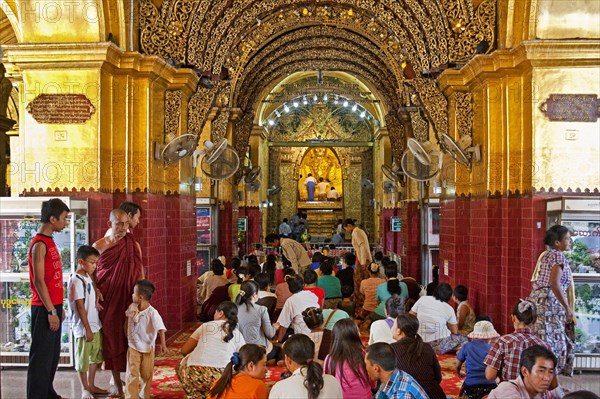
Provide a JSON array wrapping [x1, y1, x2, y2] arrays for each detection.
[[3, 43, 198, 195], [535, 0, 600, 39], [532, 67, 600, 192], [439, 40, 599, 197], [19, 0, 104, 43]]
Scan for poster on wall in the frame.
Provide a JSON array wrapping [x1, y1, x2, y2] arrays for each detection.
[[196, 207, 211, 245], [428, 207, 440, 246], [196, 249, 211, 276]]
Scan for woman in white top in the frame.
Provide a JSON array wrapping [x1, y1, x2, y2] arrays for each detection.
[[176, 301, 245, 399], [269, 334, 343, 399], [369, 295, 405, 345], [410, 283, 467, 354]]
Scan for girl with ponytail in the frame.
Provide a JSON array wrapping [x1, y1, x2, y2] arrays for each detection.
[[390, 313, 446, 399], [207, 344, 268, 399], [177, 302, 245, 398], [269, 334, 343, 399], [235, 280, 279, 360]]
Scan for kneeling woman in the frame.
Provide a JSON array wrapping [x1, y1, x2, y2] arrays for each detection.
[[207, 344, 268, 399], [269, 334, 343, 399], [177, 302, 245, 399]]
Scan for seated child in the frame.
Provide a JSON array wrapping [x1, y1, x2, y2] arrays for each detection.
[[207, 344, 268, 399], [68, 245, 107, 399], [337, 285, 356, 317], [453, 284, 476, 335], [456, 321, 500, 399], [125, 280, 170, 399]]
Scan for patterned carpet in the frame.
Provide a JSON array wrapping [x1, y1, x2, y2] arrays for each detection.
[[151, 324, 462, 398]]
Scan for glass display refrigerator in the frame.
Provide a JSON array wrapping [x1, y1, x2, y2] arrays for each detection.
[[546, 196, 600, 371], [196, 198, 217, 277], [0, 197, 88, 367]]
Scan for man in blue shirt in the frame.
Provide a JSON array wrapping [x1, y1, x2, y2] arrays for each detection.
[[365, 342, 430, 399]]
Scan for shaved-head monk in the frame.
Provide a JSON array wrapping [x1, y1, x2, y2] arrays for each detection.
[[93, 209, 144, 397]]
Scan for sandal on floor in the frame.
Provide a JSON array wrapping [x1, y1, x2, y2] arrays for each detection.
[[82, 389, 94, 399]]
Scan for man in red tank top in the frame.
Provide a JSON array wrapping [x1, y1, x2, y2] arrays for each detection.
[[27, 198, 70, 399]]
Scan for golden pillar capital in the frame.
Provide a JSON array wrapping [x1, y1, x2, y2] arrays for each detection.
[[2, 42, 199, 195]]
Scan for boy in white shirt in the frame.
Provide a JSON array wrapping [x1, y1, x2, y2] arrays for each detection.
[[68, 245, 107, 399], [125, 280, 170, 399]]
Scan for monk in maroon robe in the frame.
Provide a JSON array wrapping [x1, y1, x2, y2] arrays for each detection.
[[94, 209, 143, 397]]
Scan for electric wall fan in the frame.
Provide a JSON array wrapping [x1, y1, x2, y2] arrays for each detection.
[[381, 163, 404, 184], [440, 133, 481, 168], [194, 138, 240, 180], [244, 165, 262, 192], [400, 138, 442, 181], [155, 132, 198, 164], [267, 185, 282, 196]]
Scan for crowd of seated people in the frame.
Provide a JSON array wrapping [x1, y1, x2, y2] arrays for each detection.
[[189, 247, 577, 399]]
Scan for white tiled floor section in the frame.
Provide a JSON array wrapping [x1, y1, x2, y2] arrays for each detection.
[[1, 367, 599, 398]]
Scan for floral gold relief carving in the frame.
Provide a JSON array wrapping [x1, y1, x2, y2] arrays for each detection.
[[164, 90, 182, 137], [211, 108, 230, 143], [454, 92, 473, 137], [187, 86, 216, 136], [138, 0, 496, 163], [409, 78, 449, 137]]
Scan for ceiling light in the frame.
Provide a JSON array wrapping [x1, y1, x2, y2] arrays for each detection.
[[268, 119, 274, 126], [293, 101, 299, 108], [283, 104, 290, 112], [360, 111, 366, 118], [302, 97, 308, 105], [352, 104, 358, 112], [313, 94, 318, 102], [323, 94, 328, 101], [343, 100, 349, 107]]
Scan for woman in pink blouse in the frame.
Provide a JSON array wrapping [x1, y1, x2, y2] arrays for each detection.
[[324, 319, 373, 398]]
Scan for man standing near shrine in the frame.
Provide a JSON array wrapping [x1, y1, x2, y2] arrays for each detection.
[[94, 209, 144, 397], [343, 219, 372, 306], [304, 173, 317, 201]]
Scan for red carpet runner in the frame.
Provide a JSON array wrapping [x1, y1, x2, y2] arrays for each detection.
[[151, 324, 462, 398]]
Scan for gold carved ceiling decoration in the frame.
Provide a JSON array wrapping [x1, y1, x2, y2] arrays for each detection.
[[268, 102, 374, 143], [233, 112, 255, 184], [454, 92, 474, 137], [408, 78, 450, 137], [384, 113, 405, 162], [211, 108, 230, 143], [139, 0, 495, 148], [410, 111, 430, 143], [164, 90, 182, 137]]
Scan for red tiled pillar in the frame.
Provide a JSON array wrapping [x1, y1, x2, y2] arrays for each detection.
[[401, 202, 421, 281], [219, 201, 234, 259], [239, 206, 261, 254], [380, 207, 403, 258], [439, 194, 551, 335]]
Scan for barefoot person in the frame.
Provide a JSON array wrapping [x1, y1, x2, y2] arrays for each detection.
[[94, 209, 144, 397]]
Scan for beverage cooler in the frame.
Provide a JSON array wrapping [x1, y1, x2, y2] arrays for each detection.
[[196, 198, 217, 277], [0, 197, 89, 367], [546, 196, 600, 370]]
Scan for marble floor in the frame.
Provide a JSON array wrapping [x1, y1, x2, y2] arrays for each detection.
[[1, 367, 599, 398]]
